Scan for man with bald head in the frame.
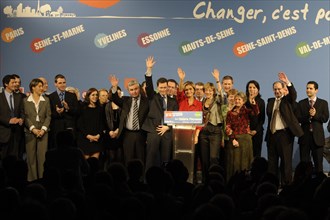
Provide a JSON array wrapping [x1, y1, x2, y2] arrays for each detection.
[[38, 77, 49, 96]]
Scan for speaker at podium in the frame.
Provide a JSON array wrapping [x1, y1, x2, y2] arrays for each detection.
[[164, 111, 203, 183]]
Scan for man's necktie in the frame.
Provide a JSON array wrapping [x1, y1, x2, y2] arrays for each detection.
[[59, 92, 64, 102], [9, 94, 14, 117], [59, 92, 64, 107], [309, 100, 314, 131], [270, 99, 280, 134], [132, 97, 139, 130], [162, 95, 167, 111]]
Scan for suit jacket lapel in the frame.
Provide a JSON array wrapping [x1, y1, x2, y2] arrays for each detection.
[[0, 93, 10, 111], [9, 93, 20, 114], [13, 94, 20, 111], [313, 99, 318, 109], [139, 96, 147, 118], [128, 97, 132, 109], [55, 92, 61, 104], [156, 94, 163, 112], [268, 98, 275, 116], [304, 99, 310, 110], [39, 99, 45, 115]]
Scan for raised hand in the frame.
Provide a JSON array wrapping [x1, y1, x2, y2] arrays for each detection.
[[146, 56, 156, 69], [212, 68, 220, 81], [177, 67, 185, 80], [278, 72, 290, 85], [109, 74, 119, 87]]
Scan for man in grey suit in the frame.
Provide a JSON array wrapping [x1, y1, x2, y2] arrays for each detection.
[[0, 75, 24, 160], [265, 72, 303, 186], [298, 81, 329, 173]]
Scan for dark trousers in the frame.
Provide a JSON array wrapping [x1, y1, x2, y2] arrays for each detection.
[[193, 142, 201, 181], [252, 131, 264, 158], [267, 129, 293, 186], [199, 123, 222, 182], [0, 126, 22, 160], [145, 131, 172, 172], [299, 131, 323, 173], [123, 129, 146, 166]]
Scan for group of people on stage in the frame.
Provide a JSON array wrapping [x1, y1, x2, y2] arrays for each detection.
[[0, 56, 329, 186]]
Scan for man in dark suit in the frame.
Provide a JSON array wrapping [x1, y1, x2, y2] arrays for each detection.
[[12, 74, 27, 159], [48, 74, 79, 149], [109, 76, 149, 165], [167, 79, 178, 98], [265, 72, 303, 186], [0, 75, 24, 160], [142, 56, 178, 171], [298, 81, 329, 173]]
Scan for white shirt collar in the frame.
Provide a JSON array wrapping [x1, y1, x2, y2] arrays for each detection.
[[308, 97, 317, 102], [4, 90, 13, 96], [27, 95, 46, 102]]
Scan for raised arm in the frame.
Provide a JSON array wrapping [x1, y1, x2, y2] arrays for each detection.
[[278, 72, 290, 85], [109, 74, 119, 91], [177, 67, 185, 92], [145, 56, 156, 99], [145, 56, 156, 76], [212, 69, 222, 93], [108, 74, 123, 107], [278, 72, 297, 102]]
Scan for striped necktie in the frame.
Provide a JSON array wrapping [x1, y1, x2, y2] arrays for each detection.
[[59, 92, 64, 102], [59, 92, 64, 107], [132, 97, 139, 130]]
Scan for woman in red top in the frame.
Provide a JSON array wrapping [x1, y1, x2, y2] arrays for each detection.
[[176, 68, 203, 182], [177, 67, 203, 112], [225, 91, 259, 181]]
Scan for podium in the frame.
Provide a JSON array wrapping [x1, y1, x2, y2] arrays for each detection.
[[172, 124, 196, 183], [164, 111, 203, 183]]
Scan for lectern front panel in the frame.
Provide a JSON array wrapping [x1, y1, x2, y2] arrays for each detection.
[[173, 126, 195, 183]]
